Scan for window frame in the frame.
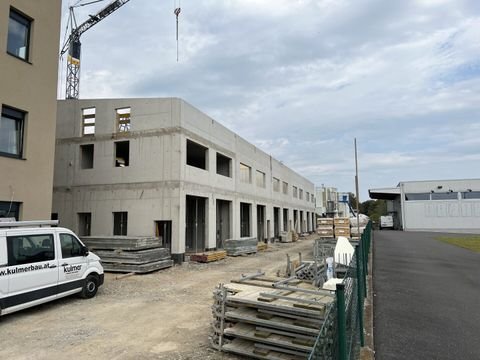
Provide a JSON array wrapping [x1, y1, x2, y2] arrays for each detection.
[[113, 211, 128, 236], [256, 170, 266, 188], [0, 105, 26, 159], [7, 233, 55, 266], [60, 233, 83, 259], [82, 107, 96, 136], [7, 7, 32, 62]]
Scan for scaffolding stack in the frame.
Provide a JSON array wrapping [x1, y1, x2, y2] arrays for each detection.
[[211, 273, 334, 360]]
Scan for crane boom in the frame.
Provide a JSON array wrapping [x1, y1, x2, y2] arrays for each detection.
[[61, 0, 131, 99]]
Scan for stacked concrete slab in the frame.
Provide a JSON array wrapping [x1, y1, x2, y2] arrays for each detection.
[[81, 236, 173, 273], [224, 237, 258, 256]]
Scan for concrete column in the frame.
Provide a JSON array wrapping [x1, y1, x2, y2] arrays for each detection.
[[207, 195, 216, 250]]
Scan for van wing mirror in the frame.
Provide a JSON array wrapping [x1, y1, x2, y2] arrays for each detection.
[[81, 245, 89, 257]]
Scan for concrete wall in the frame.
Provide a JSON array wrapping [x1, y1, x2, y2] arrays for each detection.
[[0, 0, 61, 219], [53, 98, 316, 258]]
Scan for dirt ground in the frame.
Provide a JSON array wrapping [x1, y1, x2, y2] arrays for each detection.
[[0, 236, 316, 360]]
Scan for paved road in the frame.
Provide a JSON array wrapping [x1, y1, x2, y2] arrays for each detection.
[[373, 230, 480, 360]]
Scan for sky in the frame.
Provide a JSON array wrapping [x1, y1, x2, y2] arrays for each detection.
[[59, 0, 480, 200]]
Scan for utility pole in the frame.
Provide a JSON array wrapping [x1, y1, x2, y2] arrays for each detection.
[[354, 138, 360, 237]]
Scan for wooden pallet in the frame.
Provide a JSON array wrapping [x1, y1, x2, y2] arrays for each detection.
[[190, 250, 227, 263], [257, 242, 268, 251]]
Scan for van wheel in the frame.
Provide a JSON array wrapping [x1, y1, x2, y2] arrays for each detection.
[[81, 274, 99, 299]]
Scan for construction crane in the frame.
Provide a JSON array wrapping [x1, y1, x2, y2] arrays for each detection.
[[60, 0, 132, 99]]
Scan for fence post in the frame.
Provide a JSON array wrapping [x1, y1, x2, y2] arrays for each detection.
[[356, 245, 365, 347], [336, 283, 347, 360], [359, 236, 367, 297]]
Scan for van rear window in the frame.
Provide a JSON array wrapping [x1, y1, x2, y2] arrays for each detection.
[[7, 234, 55, 266]]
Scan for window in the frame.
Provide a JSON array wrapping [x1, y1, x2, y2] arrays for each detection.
[[7, 234, 54, 266], [240, 163, 252, 183], [0, 201, 21, 220], [80, 144, 94, 169], [186, 139, 208, 170], [431, 192, 458, 200], [113, 212, 128, 235], [7, 8, 31, 61], [462, 191, 480, 200], [240, 203, 251, 237], [116, 107, 131, 132], [273, 178, 280, 192], [256, 170, 266, 188], [0, 106, 25, 158], [60, 233, 83, 258], [78, 212, 92, 236], [115, 141, 129, 167], [299, 189, 303, 200], [216, 152, 231, 177], [82, 108, 95, 135], [311, 194, 315, 203], [293, 186, 298, 198], [283, 181, 288, 195], [405, 193, 430, 201], [306, 192, 310, 202]]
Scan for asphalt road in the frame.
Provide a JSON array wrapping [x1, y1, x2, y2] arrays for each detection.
[[373, 230, 480, 360]]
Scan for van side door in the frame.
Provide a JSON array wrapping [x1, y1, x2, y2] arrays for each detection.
[[4, 232, 58, 308], [58, 233, 88, 293], [0, 236, 8, 307]]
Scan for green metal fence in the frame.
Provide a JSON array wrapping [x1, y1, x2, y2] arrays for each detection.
[[309, 221, 372, 360]]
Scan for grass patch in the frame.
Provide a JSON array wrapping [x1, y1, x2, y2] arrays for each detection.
[[436, 236, 480, 253]]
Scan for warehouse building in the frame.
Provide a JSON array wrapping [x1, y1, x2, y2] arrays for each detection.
[[0, 0, 61, 220], [369, 179, 480, 233], [53, 98, 316, 262]]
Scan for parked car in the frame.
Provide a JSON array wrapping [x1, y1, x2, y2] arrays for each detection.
[[0, 220, 104, 316], [380, 215, 394, 230]]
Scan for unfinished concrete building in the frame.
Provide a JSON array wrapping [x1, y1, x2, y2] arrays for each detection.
[[53, 98, 316, 262]]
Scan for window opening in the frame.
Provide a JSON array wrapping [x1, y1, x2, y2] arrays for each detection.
[[216, 152, 231, 177], [82, 108, 95, 135], [116, 107, 131, 132], [240, 163, 252, 183], [80, 144, 94, 169], [115, 141, 130, 167], [113, 212, 128, 235], [256, 170, 266, 188], [186, 139, 208, 170]]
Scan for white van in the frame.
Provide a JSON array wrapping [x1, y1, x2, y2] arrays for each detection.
[[0, 220, 104, 316]]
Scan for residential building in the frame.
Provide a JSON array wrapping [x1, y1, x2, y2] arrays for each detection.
[[369, 179, 480, 233], [0, 0, 62, 220], [53, 98, 316, 262]]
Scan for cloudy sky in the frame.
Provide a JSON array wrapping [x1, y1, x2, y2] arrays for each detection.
[[59, 0, 480, 200]]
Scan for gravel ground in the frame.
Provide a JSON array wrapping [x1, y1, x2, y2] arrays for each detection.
[[0, 236, 316, 360]]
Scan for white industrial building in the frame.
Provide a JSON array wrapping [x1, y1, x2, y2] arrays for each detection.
[[53, 98, 316, 262], [369, 179, 480, 233]]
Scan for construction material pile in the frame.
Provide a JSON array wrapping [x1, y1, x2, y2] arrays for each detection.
[[333, 217, 350, 238], [224, 237, 258, 256], [280, 230, 299, 243], [210, 273, 334, 360], [81, 236, 173, 273], [316, 218, 334, 238], [190, 250, 227, 263], [350, 214, 370, 237]]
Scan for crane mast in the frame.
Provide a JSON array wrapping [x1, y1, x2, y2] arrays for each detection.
[[60, 0, 131, 99]]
